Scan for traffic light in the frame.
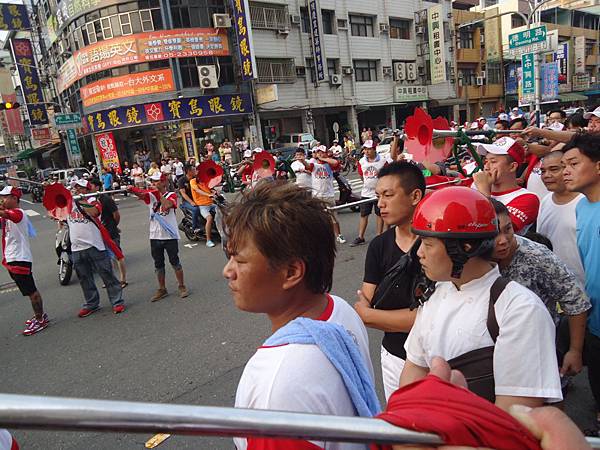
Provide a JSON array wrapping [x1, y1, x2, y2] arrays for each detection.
[[0, 102, 20, 110], [264, 125, 277, 141]]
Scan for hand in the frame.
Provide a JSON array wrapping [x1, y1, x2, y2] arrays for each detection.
[[354, 290, 372, 321], [429, 356, 468, 389], [472, 170, 494, 196], [521, 126, 543, 138], [560, 349, 583, 376]]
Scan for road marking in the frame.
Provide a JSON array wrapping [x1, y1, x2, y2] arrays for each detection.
[[20, 198, 34, 205], [0, 281, 17, 295], [184, 243, 198, 248], [24, 209, 40, 217]]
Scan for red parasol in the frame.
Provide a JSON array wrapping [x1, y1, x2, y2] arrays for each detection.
[[43, 183, 73, 220], [196, 160, 224, 189]]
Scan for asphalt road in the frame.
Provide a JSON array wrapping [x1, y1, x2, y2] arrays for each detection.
[[0, 180, 596, 449]]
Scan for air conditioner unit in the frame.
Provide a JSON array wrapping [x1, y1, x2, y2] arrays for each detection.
[[278, 28, 290, 35], [476, 76, 485, 86], [406, 62, 417, 80], [213, 13, 231, 28], [290, 14, 301, 25], [382, 66, 392, 77], [342, 66, 353, 75], [394, 62, 406, 81], [416, 25, 425, 35], [337, 19, 348, 29], [198, 65, 219, 88], [417, 65, 425, 76], [330, 73, 342, 85], [379, 23, 389, 33]]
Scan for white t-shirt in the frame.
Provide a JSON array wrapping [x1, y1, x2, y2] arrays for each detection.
[[291, 160, 312, 189], [537, 193, 586, 287], [132, 167, 144, 183], [2, 209, 32, 262], [160, 164, 172, 174], [235, 294, 373, 450], [68, 198, 106, 252], [173, 161, 184, 177], [358, 155, 389, 198], [145, 191, 180, 240], [526, 160, 550, 199], [330, 145, 343, 157], [309, 159, 335, 199], [405, 265, 562, 403]]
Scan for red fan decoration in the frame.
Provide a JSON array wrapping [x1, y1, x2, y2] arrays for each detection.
[[197, 160, 224, 189], [252, 151, 276, 176], [43, 182, 73, 220], [432, 116, 454, 160], [405, 108, 452, 164]]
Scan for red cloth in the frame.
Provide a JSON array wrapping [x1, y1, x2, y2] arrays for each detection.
[[372, 375, 541, 450], [247, 438, 322, 450]]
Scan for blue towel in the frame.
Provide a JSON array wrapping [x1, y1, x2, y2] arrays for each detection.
[[26, 220, 36, 238], [264, 317, 381, 417], [150, 211, 178, 239]]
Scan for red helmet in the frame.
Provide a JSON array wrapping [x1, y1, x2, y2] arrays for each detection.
[[411, 187, 498, 239]]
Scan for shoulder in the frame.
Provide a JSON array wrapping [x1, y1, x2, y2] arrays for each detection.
[[368, 227, 394, 250], [496, 280, 549, 319]]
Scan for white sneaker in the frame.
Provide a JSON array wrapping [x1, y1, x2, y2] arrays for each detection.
[[206, 240, 216, 248], [336, 235, 346, 244]]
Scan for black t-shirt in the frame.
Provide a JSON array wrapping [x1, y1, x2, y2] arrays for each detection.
[[98, 194, 119, 239], [363, 227, 416, 359], [177, 175, 192, 200]]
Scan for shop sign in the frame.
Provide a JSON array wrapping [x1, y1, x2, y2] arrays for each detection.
[[541, 61, 558, 102], [231, 0, 257, 80], [83, 93, 252, 135], [309, 0, 325, 83], [32, 127, 51, 141], [66, 128, 81, 156], [81, 69, 175, 108], [556, 42, 568, 86], [427, 5, 446, 85], [0, 3, 30, 30], [180, 121, 198, 161], [57, 28, 229, 93], [95, 132, 121, 173], [484, 8, 501, 62], [574, 36, 585, 74], [505, 63, 518, 94], [255, 84, 278, 105], [393, 85, 428, 102], [9, 39, 49, 126]]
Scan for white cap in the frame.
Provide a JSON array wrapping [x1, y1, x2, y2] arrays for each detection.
[[497, 113, 509, 121], [148, 172, 164, 181], [252, 147, 263, 153], [512, 107, 519, 112], [477, 137, 525, 164], [0, 185, 21, 198], [547, 121, 565, 131], [477, 117, 485, 121], [362, 139, 374, 148], [243, 149, 252, 158], [583, 106, 600, 120], [470, 122, 479, 130], [74, 179, 91, 189]]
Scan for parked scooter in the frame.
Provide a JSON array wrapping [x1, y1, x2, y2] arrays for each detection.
[[55, 222, 73, 285]]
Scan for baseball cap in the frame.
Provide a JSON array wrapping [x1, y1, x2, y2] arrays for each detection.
[[477, 117, 485, 121], [497, 113, 509, 121], [0, 185, 22, 198], [362, 139, 375, 148], [243, 149, 252, 158], [252, 147, 263, 153], [477, 137, 525, 164], [583, 106, 600, 120], [74, 179, 92, 190], [470, 121, 479, 130]]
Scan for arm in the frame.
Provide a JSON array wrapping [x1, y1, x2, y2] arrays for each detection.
[[496, 395, 544, 412], [179, 188, 195, 204], [354, 284, 417, 332], [320, 157, 339, 168], [79, 203, 100, 218], [526, 142, 552, 158], [522, 127, 575, 143], [390, 136, 399, 161], [561, 312, 587, 376], [0, 208, 23, 222], [127, 186, 151, 203], [112, 210, 121, 225], [399, 359, 429, 387]]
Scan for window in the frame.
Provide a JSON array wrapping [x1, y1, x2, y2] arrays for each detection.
[[389, 18, 411, 39], [487, 62, 501, 84], [257, 58, 296, 83], [140, 10, 154, 31], [349, 14, 374, 37], [458, 68, 477, 85], [86, 22, 97, 44], [511, 14, 526, 28], [322, 10, 335, 34], [459, 30, 474, 49], [100, 17, 113, 39], [180, 57, 199, 88], [119, 13, 132, 35], [327, 58, 338, 76], [300, 7, 310, 33], [249, 2, 289, 30], [353, 59, 377, 81], [306, 58, 316, 82]]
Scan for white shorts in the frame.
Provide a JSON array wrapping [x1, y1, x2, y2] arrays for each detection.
[[381, 345, 406, 401]]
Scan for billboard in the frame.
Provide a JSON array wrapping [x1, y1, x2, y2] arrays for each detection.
[[541, 61, 559, 102], [0, 3, 31, 30], [57, 28, 229, 93], [574, 36, 585, 74], [231, 0, 257, 80], [428, 5, 446, 85], [95, 132, 121, 174], [309, 0, 325, 83], [81, 69, 175, 108]]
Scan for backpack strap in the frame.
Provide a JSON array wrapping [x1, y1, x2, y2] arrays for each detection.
[[487, 276, 510, 343]]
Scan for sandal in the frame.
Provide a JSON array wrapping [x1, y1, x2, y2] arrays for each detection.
[[121, 281, 129, 288]]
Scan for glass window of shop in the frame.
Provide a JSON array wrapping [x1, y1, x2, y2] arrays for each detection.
[[171, 0, 225, 29]]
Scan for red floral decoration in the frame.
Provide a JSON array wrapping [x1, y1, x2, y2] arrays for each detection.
[[197, 160, 224, 188], [43, 183, 73, 220]]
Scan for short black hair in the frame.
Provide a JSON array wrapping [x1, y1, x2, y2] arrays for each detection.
[[378, 161, 426, 196], [566, 113, 587, 129], [562, 132, 600, 162], [490, 198, 509, 217], [295, 148, 305, 153], [89, 177, 102, 187], [548, 109, 567, 119], [509, 117, 528, 129], [184, 163, 195, 173], [524, 230, 553, 251], [496, 120, 510, 129]]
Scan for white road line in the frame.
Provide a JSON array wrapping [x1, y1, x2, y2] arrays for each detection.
[[20, 198, 34, 205], [24, 209, 40, 217]]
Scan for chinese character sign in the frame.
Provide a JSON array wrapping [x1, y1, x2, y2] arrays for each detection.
[[427, 5, 446, 85], [231, 0, 257, 80], [505, 63, 518, 94], [555, 42, 568, 86], [84, 93, 252, 134], [541, 61, 558, 102], [9, 38, 49, 126], [520, 53, 535, 104], [66, 128, 81, 156], [0, 3, 31, 30], [574, 36, 585, 75], [309, 0, 325, 83], [95, 132, 121, 174]]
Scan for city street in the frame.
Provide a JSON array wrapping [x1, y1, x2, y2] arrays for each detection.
[[0, 180, 596, 449]]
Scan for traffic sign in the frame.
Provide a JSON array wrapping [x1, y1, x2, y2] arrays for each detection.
[[521, 53, 536, 103], [509, 26, 547, 49], [55, 113, 81, 129]]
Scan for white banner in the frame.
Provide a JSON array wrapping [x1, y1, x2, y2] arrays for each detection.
[[574, 36, 585, 74], [428, 5, 446, 85]]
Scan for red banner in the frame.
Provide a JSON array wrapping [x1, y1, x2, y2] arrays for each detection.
[[0, 68, 24, 135], [32, 127, 52, 141], [95, 132, 121, 174]]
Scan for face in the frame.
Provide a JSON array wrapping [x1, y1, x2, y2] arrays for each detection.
[[416, 237, 453, 281], [484, 154, 515, 180], [547, 112, 564, 124], [223, 237, 287, 313], [0, 195, 17, 209], [588, 116, 600, 133], [295, 151, 305, 160], [540, 154, 566, 193], [376, 176, 420, 225], [562, 148, 600, 194], [491, 213, 515, 261], [365, 147, 376, 159], [187, 168, 197, 179], [510, 121, 525, 131], [316, 150, 325, 160]]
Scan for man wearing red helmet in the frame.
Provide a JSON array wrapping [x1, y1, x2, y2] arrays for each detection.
[[400, 187, 562, 411], [0, 186, 49, 335], [473, 137, 540, 234]]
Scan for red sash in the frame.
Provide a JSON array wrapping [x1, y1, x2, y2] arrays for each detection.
[[75, 201, 124, 261]]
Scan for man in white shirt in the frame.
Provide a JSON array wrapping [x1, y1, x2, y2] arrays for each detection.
[[537, 150, 585, 286], [172, 157, 184, 180], [329, 139, 343, 157], [68, 180, 124, 317], [400, 186, 562, 411], [224, 182, 376, 450], [291, 148, 312, 189]]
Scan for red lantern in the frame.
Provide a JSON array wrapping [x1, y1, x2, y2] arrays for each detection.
[[42, 182, 73, 221], [196, 160, 224, 189]]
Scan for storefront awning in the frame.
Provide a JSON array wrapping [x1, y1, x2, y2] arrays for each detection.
[[584, 89, 600, 96], [558, 93, 588, 102], [42, 146, 61, 159], [15, 148, 38, 160]]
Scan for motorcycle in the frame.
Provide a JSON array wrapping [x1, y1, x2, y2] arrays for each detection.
[[30, 184, 43, 203], [55, 222, 73, 285], [333, 172, 360, 212], [179, 203, 222, 243]]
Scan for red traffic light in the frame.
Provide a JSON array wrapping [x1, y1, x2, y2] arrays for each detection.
[[0, 102, 20, 110]]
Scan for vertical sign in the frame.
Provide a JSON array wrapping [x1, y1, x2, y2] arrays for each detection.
[[9, 38, 49, 126], [0, 67, 24, 135], [95, 132, 122, 174], [505, 63, 518, 94], [521, 53, 535, 102], [574, 36, 585, 74], [427, 5, 446, 85], [309, 0, 325, 83], [231, 0, 257, 80], [180, 121, 198, 162], [66, 129, 81, 155], [0, 3, 31, 30], [541, 61, 558, 102], [556, 42, 568, 87]]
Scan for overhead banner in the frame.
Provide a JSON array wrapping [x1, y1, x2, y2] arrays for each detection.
[[541, 61, 559, 102], [574, 36, 585, 74], [309, 0, 326, 83], [0, 67, 24, 135], [57, 28, 229, 93], [81, 69, 175, 108], [95, 132, 122, 174], [0, 3, 30, 30], [427, 5, 446, 85], [9, 38, 49, 126], [231, 0, 257, 80], [83, 93, 252, 134]]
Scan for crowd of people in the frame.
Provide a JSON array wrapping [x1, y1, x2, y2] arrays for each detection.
[[0, 105, 599, 449]]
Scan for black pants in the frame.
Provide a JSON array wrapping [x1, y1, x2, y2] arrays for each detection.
[[150, 239, 181, 274], [584, 330, 600, 411]]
